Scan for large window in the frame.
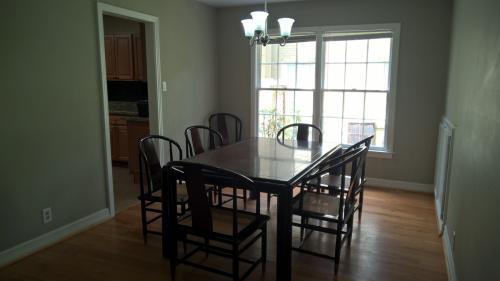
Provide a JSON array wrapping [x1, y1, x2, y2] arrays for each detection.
[[254, 25, 399, 152]]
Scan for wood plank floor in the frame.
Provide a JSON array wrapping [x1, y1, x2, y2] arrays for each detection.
[[0, 187, 448, 281]]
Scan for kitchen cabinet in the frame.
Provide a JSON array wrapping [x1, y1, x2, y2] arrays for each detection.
[[104, 33, 146, 81], [109, 115, 129, 162], [127, 119, 149, 182], [133, 33, 147, 82]]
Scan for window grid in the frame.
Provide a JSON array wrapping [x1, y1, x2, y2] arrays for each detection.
[[256, 31, 395, 150]]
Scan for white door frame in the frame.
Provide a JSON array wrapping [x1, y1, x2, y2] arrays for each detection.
[[97, 3, 164, 216]]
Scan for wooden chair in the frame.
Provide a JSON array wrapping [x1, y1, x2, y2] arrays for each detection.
[[184, 125, 223, 158], [307, 135, 373, 220], [138, 135, 187, 243], [292, 146, 368, 275], [209, 113, 242, 146], [165, 162, 269, 281], [209, 113, 250, 206], [276, 123, 323, 143], [266, 123, 323, 210]]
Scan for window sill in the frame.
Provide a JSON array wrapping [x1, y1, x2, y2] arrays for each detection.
[[368, 150, 394, 159]]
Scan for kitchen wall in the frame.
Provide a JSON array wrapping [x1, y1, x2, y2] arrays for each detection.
[[216, 0, 453, 184], [443, 0, 500, 279], [0, 0, 217, 253]]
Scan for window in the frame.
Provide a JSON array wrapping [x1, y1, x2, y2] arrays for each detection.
[[257, 41, 316, 138], [253, 25, 399, 153]]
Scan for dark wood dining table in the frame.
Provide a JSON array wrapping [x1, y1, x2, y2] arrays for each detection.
[[162, 137, 341, 281]]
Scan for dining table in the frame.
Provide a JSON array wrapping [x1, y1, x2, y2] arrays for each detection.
[[162, 137, 341, 281]]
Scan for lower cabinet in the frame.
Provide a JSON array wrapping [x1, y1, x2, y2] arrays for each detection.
[[110, 115, 129, 162], [127, 120, 150, 182], [109, 115, 149, 182]]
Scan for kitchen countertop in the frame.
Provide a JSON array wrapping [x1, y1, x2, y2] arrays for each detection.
[[109, 101, 148, 122]]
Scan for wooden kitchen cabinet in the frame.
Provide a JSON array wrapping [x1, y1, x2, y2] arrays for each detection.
[[104, 32, 146, 81], [109, 115, 129, 162], [127, 119, 149, 182], [133, 33, 147, 82]]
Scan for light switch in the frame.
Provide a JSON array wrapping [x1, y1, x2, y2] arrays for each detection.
[[162, 81, 167, 92]]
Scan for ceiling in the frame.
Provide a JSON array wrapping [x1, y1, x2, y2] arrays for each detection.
[[196, 0, 311, 7]]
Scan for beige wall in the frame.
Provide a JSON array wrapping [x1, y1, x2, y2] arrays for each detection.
[[444, 0, 500, 279], [0, 0, 217, 252], [216, 0, 453, 184]]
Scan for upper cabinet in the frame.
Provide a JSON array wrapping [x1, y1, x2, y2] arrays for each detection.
[[105, 33, 146, 81]]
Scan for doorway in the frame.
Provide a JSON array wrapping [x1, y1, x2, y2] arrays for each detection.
[[97, 3, 163, 216]]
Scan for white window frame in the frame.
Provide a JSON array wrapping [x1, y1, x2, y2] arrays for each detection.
[[250, 23, 400, 158]]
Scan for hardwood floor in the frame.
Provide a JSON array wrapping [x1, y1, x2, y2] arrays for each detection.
[[0, 187, 448, 281]]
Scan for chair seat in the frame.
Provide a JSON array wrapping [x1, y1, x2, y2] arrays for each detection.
[[308, 174, 351, 190], [178, 206, 269, 242], [293, 192, 342, 220], [138, 183, 189, 203]]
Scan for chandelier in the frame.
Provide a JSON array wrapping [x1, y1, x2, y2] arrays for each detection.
[[240, 0, 295, 47]]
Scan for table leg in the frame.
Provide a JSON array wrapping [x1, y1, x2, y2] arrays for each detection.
[[276, 186, 293, 281]]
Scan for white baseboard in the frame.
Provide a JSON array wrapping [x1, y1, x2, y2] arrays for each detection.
[[0, 208, 111, 268], [442, 225, 457, 281], [367, 177, 434, 193]]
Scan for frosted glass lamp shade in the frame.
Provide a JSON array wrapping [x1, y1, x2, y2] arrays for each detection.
[[278, 18, 295, 38], [241, 19, 256, 38], [251, 11, 269, 32]]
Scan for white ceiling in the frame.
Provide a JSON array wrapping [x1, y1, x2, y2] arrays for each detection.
[[197, 0, 310, 7]]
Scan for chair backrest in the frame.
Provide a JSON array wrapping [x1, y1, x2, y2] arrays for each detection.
[[276, 123, 323, 143], [184, 125, 224, 158], [166, 161, 258, 237], [209, 113, 242, 146], [138, 135, 182, 194], [344, 135, 373, 181], [302, 146, 368, 218]]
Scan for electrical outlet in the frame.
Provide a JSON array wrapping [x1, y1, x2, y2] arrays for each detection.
[[162, 81, 167, 92], [42, 207, 52, 224]]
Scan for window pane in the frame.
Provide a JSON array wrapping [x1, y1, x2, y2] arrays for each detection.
[[258, 90, 275, 114], [279, 43, 297, 63], [323, 91, 343, 117], [295, 91, 313, 116], [276, 90, 294, 115], [297, 41, 316, 63], [324, 64, 345, 89], [368, 38, 391, 62], [278, 64, 296, 88], [325, 41, 346, 63], [366, 63, 389, 91], [345, 63, 367, 90], [346, 40, 368, 62], [365, 92, 387, 120], [261, 44, 278, 63], [344, 91, 364, 119], [367, 119, 386, 147], [261, 64, 278, 88], [343, 119, 365, 144], [258, 114, 275, 138], [296, 64, 315, 89], [322, 118, 342, 143]]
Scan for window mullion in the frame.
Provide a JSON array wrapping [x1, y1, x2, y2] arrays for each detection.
[[313, 33, 323, 141]]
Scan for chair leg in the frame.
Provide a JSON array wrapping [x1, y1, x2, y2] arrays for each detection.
[[204, 237, 210, 258], [300, 216, 306, 242], [232, 243, 239, 281], [334, 223, 343, 275], [358, 188, 364, 221], [348, 216, 354, 246], [140, 198, 148, 244], [261, 224, 267, 273], [218, 186, 223, 206], [170, 250, 177, 281], [266, 193, 271, 212]]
